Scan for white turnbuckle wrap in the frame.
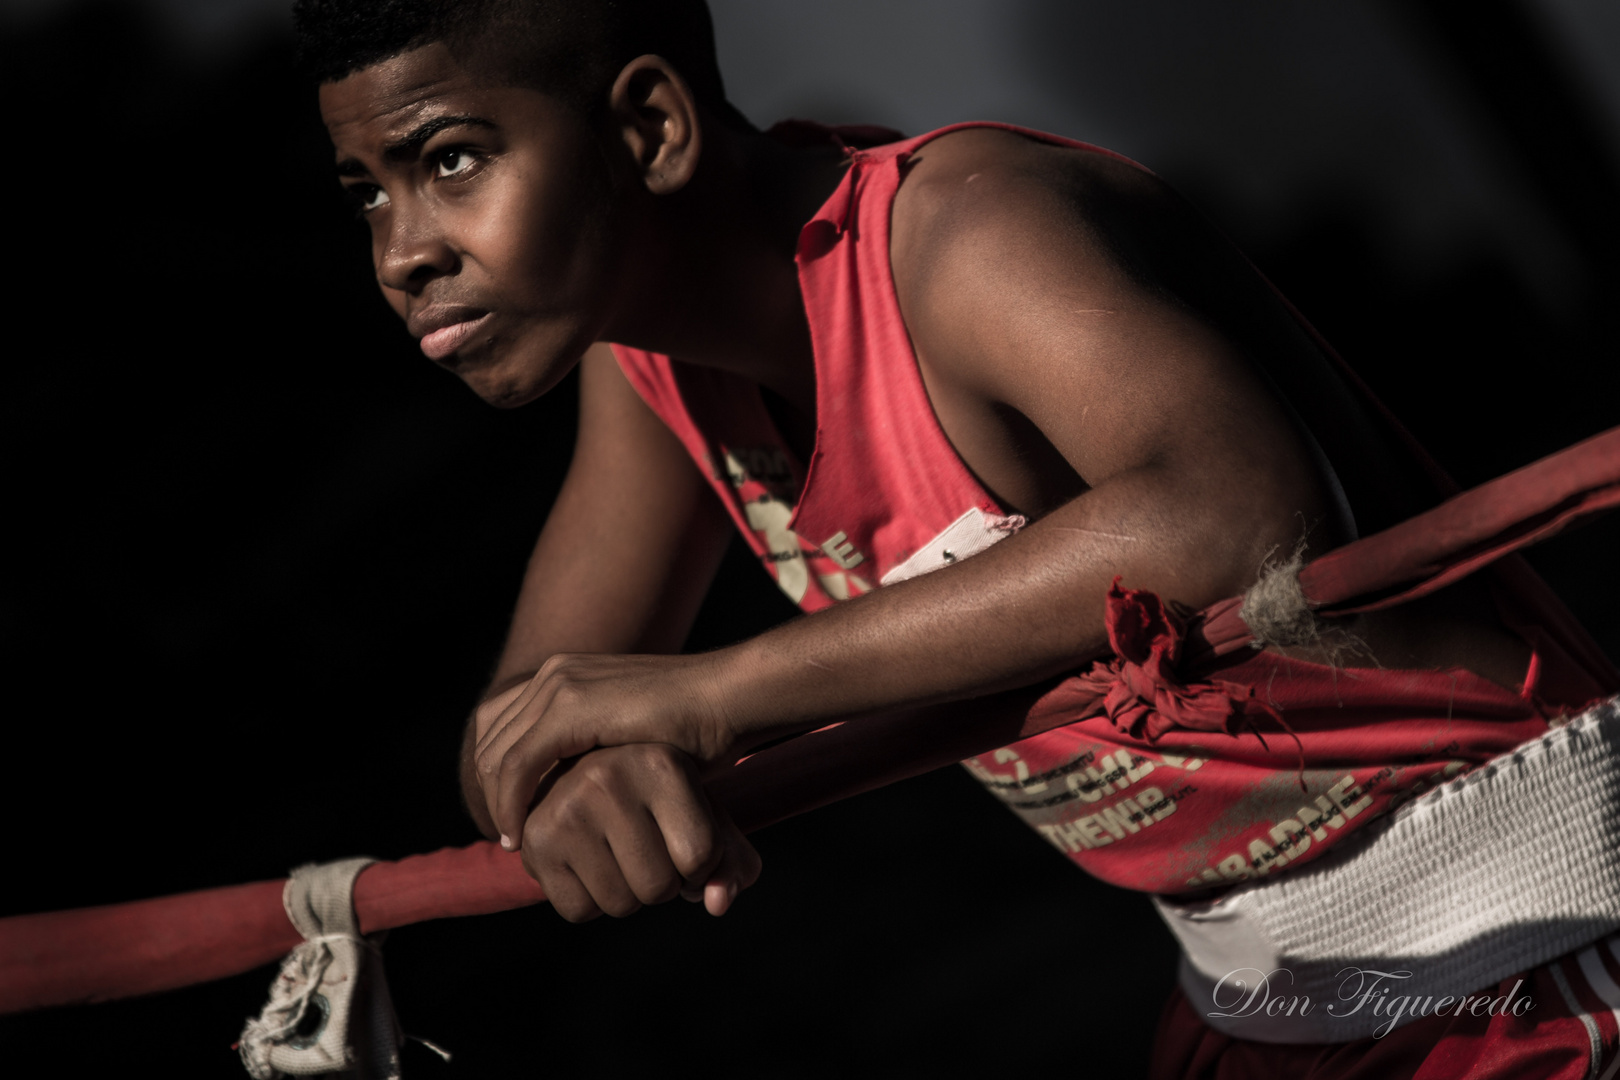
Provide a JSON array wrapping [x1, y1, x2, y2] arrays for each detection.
[[1155, 696, 1620, 1043], [239, 857, 404, 1078]]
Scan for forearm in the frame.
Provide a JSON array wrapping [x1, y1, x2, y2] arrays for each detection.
[[705, 462, 1304, 754], [474, 452, 1331, 844]]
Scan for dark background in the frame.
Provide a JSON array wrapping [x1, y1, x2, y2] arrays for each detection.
[[1, 0, 1616, 1075]]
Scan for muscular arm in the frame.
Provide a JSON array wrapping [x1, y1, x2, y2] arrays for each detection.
[[459, 342, 734, 836], [478, 132, 1353, 843], [700, 135, 1349, 729]]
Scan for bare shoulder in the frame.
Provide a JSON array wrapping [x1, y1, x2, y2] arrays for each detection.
[[887, 127, 1361, 554], [888, 128, 1281, 466], [888, 128, 1209, 401], [890, 127, 1178, 296], [893, 126, 1171, 216]]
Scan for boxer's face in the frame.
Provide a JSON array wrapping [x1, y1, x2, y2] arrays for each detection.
[[320, 43, 624, 407]]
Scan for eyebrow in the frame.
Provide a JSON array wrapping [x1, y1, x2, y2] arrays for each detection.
[[335, 114, 498, 177]]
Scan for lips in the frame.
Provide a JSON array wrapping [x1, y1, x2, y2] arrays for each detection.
[[411, 309, 493, 361]]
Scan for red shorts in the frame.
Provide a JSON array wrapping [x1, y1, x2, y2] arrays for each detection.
[[1151, 935, 1620, 1080]]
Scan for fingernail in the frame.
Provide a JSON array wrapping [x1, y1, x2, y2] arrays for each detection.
[[499, 834, 514, 850]]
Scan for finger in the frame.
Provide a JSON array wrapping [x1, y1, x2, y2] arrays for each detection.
[[491, 719, 582, 848], [479, 683, 572, 846], [559, 749, 687, 906], [571, 840, 645, 919], [483, 683, 614, 846], [474, 673, 552, 761], [472, 681, 529, 742], [474, 686, 551, 835], [477, 656, 603, 766], [523, 752, 678, 916], [479, 676, 541, 748], [608, 804, 686, 907], [537, 805, 645, 920], [703, 881, 735, 916], [524, 857, 602, 924], [644, 752, 726, 890], [702, 819, 763, 917], [519, 785, 619, 923]]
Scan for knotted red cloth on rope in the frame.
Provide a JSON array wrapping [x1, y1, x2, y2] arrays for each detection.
[[3, 424, 1617, 1017]]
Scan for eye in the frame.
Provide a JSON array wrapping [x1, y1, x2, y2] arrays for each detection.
[[347, 184, 390, 216], [434, 148, 479, 179]]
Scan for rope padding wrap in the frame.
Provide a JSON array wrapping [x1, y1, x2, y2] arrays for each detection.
[[1155, 696, 1620, 1043], [239, 858, 401, 1079]]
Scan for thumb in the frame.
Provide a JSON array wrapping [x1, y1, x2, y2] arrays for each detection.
[[701, 819, 762, 917]]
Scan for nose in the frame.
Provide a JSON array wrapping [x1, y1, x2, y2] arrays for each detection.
[[376, 205, 457, 294]]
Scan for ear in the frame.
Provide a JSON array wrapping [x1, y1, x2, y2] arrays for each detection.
[[608, 55, 702, 196]]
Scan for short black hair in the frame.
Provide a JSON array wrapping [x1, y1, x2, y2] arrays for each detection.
[[293, 0, 735, 117]]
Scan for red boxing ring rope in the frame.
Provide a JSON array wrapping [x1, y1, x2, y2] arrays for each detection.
[[3, 425, 1616, 1016]]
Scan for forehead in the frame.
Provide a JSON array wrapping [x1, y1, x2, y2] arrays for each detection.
[[317, 41, 612, 198], [319, 43, 502, 151]]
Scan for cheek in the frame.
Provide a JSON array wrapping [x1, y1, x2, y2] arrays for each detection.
[[479, 162, 620, 312]]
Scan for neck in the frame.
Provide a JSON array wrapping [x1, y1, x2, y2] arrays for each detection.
[[603, 119, 848, 417]]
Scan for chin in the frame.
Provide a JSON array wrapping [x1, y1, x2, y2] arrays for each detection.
[[457, 351, 570, 409], [463, 372, 544, 409]]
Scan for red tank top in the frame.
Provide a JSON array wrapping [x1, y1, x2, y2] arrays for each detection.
[[611, 123, 1616, 895]]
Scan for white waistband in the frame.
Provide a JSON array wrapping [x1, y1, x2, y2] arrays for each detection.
[[1154, 695, 1620, 1044]]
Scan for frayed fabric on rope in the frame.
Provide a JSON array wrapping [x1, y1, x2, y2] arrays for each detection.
[[1075, 578, 1286, 741], [239, 858, 403, 1080], [1237, 546, 1323, 650]]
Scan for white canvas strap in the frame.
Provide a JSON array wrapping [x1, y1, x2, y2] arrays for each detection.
[[1155, 695, 1620, 1043]]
